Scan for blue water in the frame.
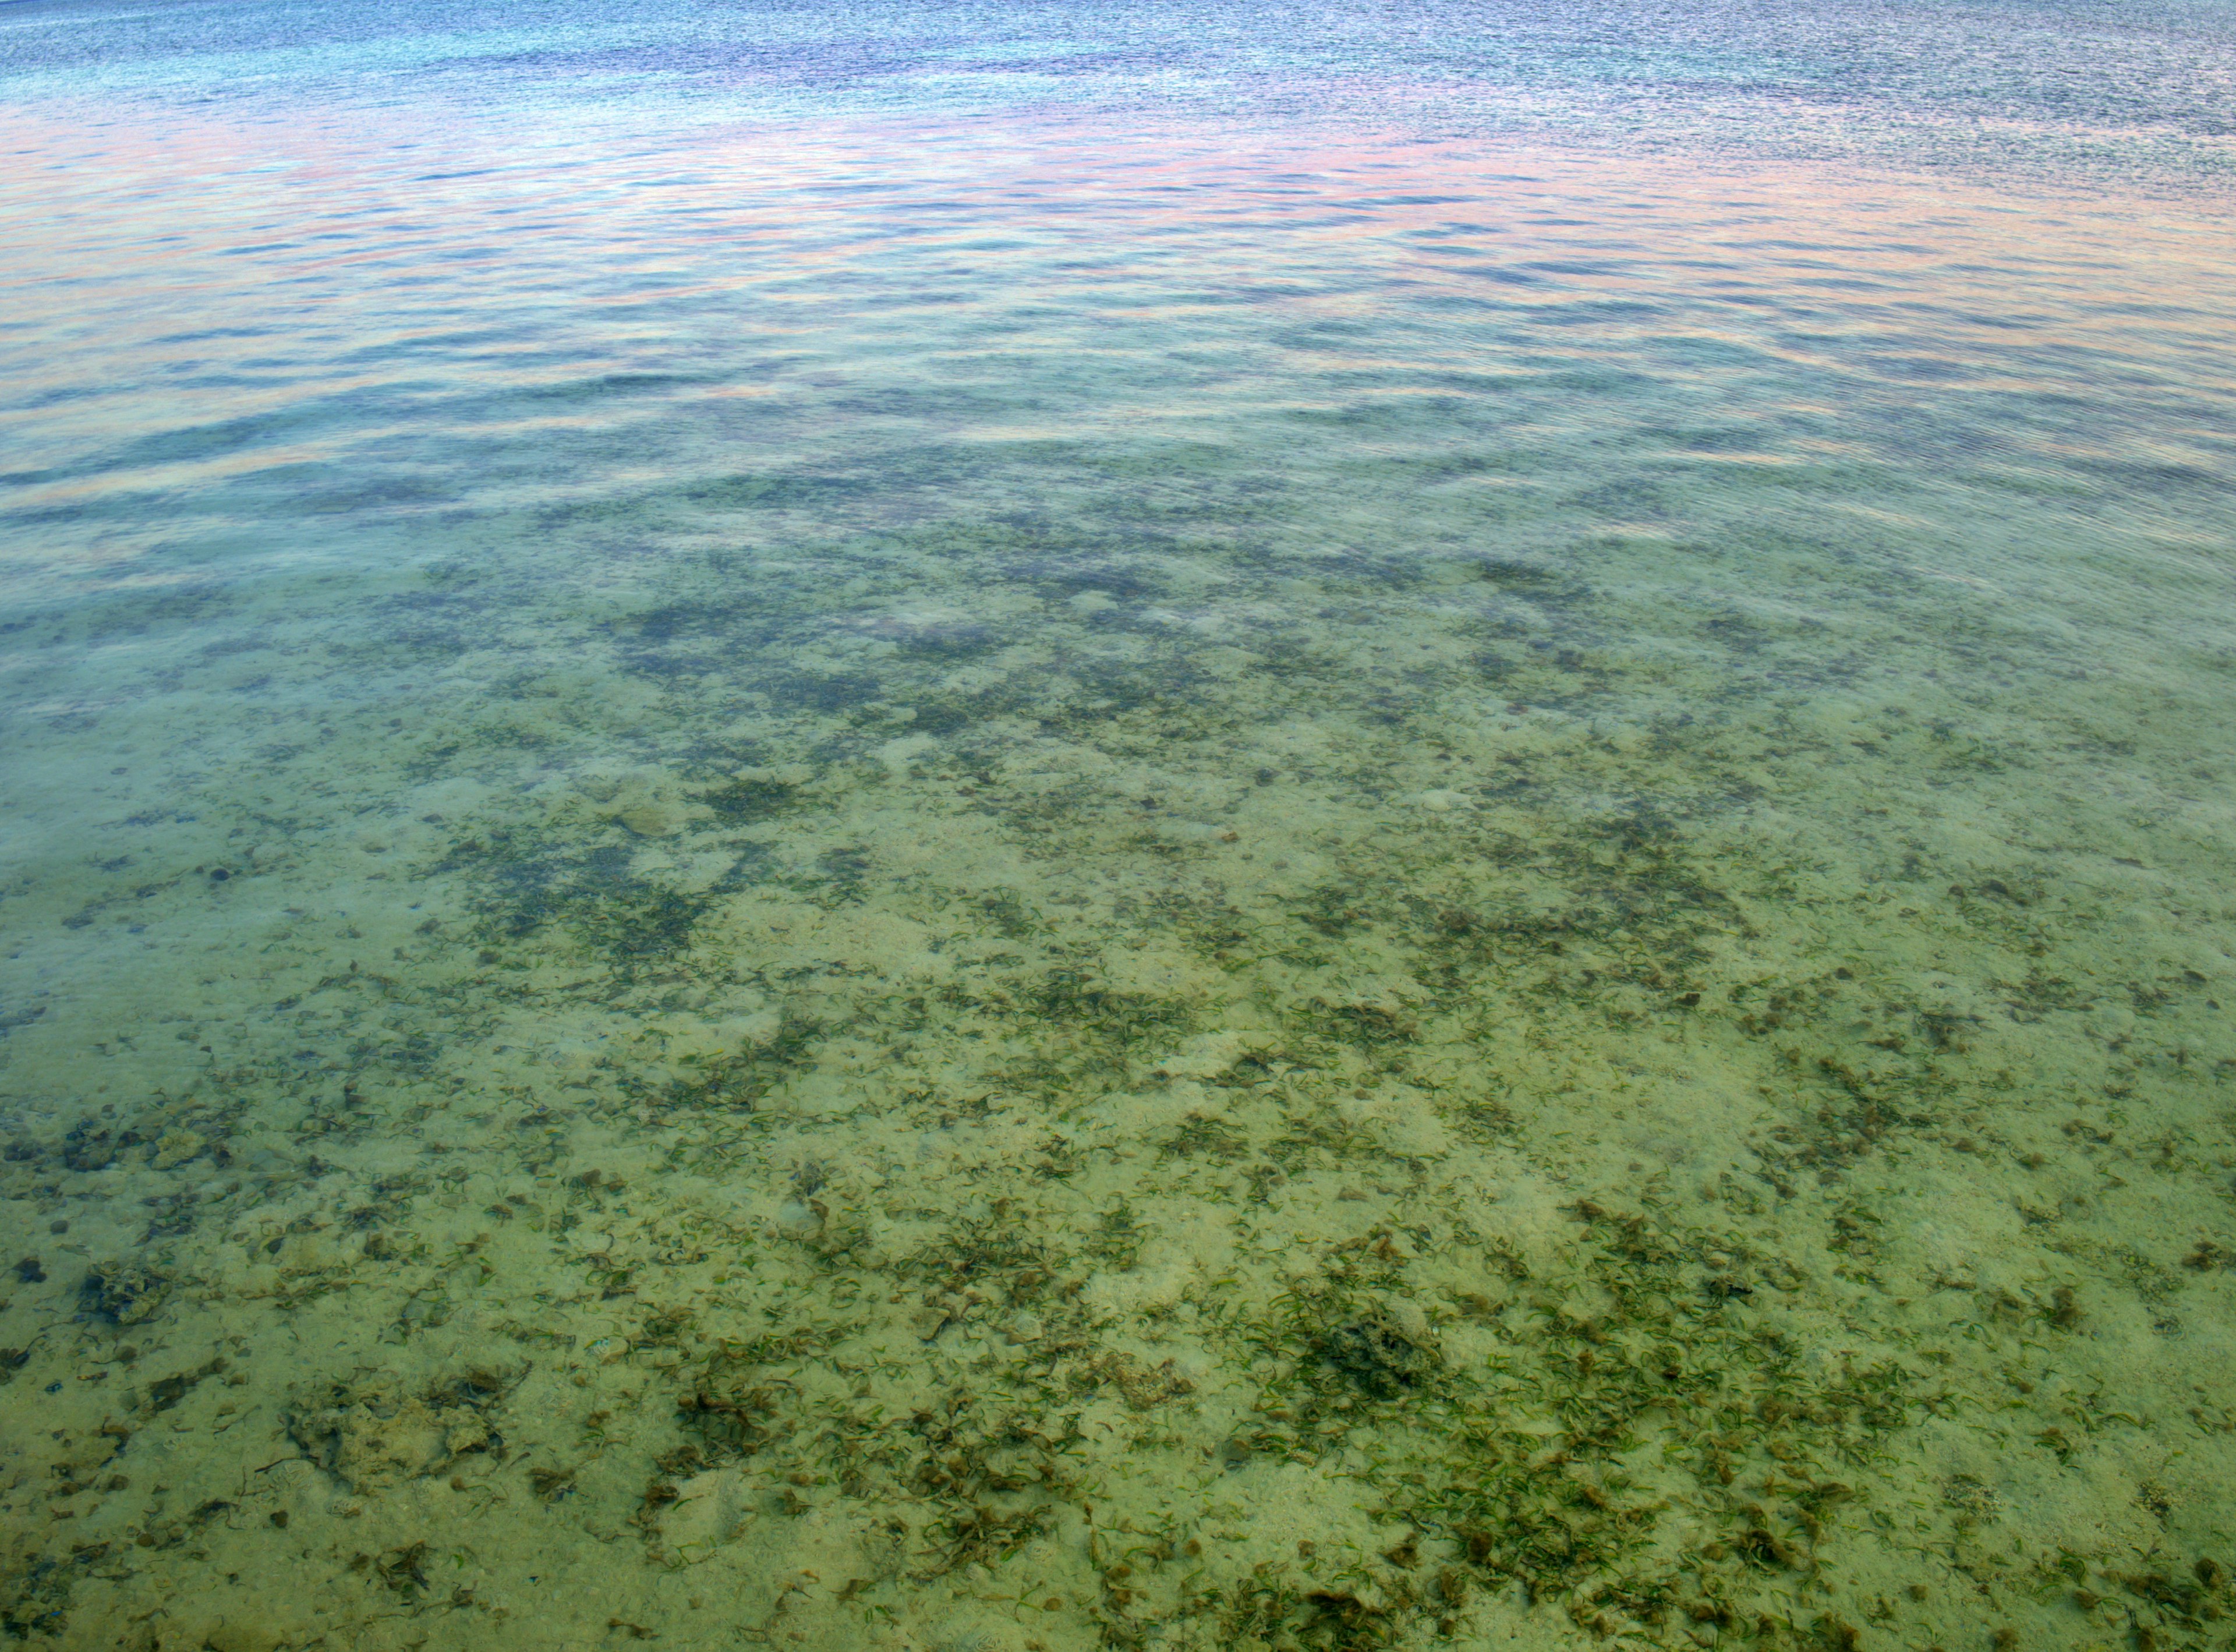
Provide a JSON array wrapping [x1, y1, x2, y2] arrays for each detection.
[[9, 0, 2236, 172], [3, 3, 2235, 1649]]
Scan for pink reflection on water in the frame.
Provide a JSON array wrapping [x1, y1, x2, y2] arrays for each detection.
[[2, 99, 2230, 514]]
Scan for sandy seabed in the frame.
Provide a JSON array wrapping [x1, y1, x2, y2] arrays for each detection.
[[5, 487, 2233, 1652], [1, 116, 2233, 1652]]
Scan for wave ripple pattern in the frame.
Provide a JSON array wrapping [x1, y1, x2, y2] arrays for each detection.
[[2, 2, 2234, 1649]]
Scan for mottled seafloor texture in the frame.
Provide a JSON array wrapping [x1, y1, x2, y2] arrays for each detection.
[[3, 2, 2235, 1649]]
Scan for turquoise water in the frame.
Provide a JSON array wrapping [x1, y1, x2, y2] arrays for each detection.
[[3, 3, 2235, 1649]]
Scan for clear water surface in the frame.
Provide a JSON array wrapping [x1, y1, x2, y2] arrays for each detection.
[[2, 1, 2234, 1648]]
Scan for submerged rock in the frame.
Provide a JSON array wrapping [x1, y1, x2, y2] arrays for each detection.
[[1317, 1310, 1437, 1399], [288, 1368, 519, 1491], [81, 1258, 172, 1326]]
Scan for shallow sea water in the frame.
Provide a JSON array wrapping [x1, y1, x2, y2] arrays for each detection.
[[3, 2, 2236, 1648]]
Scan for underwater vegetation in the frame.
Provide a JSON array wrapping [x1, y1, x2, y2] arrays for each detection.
[[5, 118, 2236, 1648], [9, 489, 2236, 1645]]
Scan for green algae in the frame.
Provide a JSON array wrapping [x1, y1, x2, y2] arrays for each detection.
[[4, 138, 2236, 1652]]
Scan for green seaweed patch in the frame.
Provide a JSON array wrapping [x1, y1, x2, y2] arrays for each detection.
[[650, 1011, 823, 1115], [1142, 889, 1257, 967], [1161, 1112, 1252, 1162], [429, 829, 718, 974], [1242, 634, 1356, 689], [923, 1500, 1052, 1577], [1025, 972, 1197, 1066], [824, 1390, 1085, 1579], [1243, 1256, 1439, 1434], [671, 1319, 1082, 1580], [1324, 1003, 1418, 1048], [1292, 882, 1378, 940], [575, 882, 716, 968], [1261, 1105, 1403, 1179], [2108, 1557, 2235, 1647], [681, 470, 869, 512], [972, 887, 1043, 942], [1216, 1201, 1938, 1644], [698, 776, 802, 823], [1751, 1052, 1943, 1195], [901, 681, 1039, 734], [898, 1214, 1060, 1315], [1207, 1569, 1445, 1652], [794, 844, 873, 907], [1438, 1086, 1518, 1145], [674, 1321, 855, 1462], [1089, 1200, 1148, 1271]]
